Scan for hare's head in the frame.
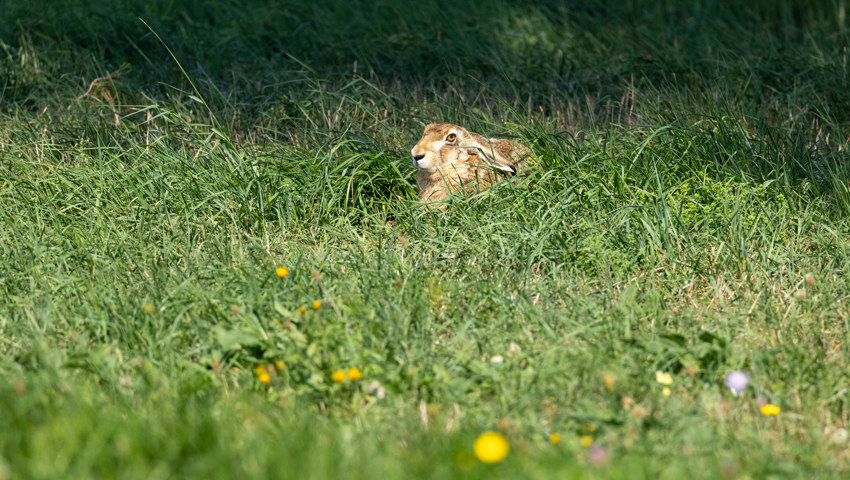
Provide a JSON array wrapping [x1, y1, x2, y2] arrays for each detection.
[[410, 123, 470, 173]]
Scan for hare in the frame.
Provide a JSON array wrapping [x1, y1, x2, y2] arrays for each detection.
[[410, 123, 532, 203]]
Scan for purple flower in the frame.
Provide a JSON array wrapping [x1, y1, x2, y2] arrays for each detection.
[[724, 371, 749, 396]]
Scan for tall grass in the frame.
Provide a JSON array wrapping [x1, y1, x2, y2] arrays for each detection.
[[2, 0, 850, 478]]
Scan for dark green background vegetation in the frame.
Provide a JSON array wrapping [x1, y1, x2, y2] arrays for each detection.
[[2, 1, 849, 478]]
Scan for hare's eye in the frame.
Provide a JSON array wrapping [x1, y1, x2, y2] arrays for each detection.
[[446, 133, 457, 142]]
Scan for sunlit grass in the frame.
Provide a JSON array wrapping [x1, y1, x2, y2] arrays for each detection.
[[1, 0, 850, 479]]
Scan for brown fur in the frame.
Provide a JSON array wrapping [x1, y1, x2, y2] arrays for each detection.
[[410, 123, 531, 203]]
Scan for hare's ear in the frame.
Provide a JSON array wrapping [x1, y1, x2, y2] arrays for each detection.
[[489, 161, 516, 174], [472, 143, 516, 174]]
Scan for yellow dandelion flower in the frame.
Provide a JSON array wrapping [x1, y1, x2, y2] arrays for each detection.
[[331, 370, 346, 383], [662, 387, 671, 397], [473, 432, 509, 464], [275, 267, 288, 278], [655, 371, 673, 385], [761, 404, 781, 416], [259, 372, 270, 384], [549, 433, 561, 444], [346, 367, 362, 381], [299, 306, 306, 314], [276, 360, 285, 370], [580, 435, 593, 447], [312, 300, 321, 310], [142, 302, 155, 315], [254, 365, 266, 375], [585, 424, 596, 432], [603, 375, 614, 391]]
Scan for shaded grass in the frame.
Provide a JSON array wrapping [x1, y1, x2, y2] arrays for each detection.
[[2, 0, 850, 479]]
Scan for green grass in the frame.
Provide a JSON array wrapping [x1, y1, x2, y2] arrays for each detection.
[[2, 0, 850, 478]]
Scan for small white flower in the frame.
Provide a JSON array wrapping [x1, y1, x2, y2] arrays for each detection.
[[366, 380, 386, 399], [490, 355, 504, 364]]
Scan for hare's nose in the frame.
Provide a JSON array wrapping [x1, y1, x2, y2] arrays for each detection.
[[413, 154, 425, 161]]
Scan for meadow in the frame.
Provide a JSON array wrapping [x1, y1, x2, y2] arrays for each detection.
[[1, 0, 850, 478]]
